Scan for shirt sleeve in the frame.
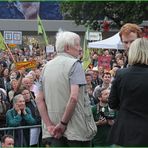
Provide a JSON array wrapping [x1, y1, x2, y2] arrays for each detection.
[[108, 70, 120, 110], [69, 61, 86, 86], [36, 67, 46, 91], [36, 77, 43, 91]]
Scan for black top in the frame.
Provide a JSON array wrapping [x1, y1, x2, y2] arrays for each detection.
[[108, 64, 148, 147]]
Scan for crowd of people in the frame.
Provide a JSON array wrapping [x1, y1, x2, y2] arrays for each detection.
[[0, 45, 45, 147], [0, 23, 148, 147]]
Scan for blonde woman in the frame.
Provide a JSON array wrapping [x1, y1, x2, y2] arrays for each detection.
[[108, 38, 148, 147]]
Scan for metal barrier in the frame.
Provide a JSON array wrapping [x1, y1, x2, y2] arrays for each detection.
[[0, 125, 42, 147]]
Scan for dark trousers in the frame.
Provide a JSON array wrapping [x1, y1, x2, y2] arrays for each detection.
[[42, 136, 91, 147]]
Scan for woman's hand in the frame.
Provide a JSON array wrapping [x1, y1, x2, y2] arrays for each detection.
[[14, 104, 21, 115], [22, 107, 27, 115]]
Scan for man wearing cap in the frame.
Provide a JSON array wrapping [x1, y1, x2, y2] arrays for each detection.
[[91, 67, 103, 90]]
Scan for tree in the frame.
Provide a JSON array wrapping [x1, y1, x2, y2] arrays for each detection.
[[61, 1, 148, 30]]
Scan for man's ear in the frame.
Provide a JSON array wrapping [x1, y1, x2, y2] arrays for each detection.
[[64, 45, 69, 52]]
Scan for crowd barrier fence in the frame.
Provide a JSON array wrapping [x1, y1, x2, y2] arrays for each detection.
[[0, 125, 42, 147]]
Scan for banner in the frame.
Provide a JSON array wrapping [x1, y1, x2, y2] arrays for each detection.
[[15, 60, 37, 70], [46, 45, 54, 53], [4, 31, 22, 45], [98, 56, 111, 71], [86, 31, 102, 41]]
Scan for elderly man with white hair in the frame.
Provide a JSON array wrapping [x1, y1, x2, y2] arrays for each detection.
[[36, 31, 97, 147]]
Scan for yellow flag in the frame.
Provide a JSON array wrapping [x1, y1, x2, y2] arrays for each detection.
[[0, 32, 6, 51], [37, 15, 49, 46], [82, 27, 91, 71], [15, 60, 37, 70]]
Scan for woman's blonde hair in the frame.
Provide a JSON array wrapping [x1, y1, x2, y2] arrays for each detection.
[[128, 38, 148, 65]]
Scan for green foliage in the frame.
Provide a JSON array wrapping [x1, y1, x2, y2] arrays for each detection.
[[60, 1, 148, 28]]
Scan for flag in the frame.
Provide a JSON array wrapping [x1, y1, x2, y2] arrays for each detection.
[[82, 27, 91, 70], [0, 32, 6, 51], [37, 15, 49, 46]]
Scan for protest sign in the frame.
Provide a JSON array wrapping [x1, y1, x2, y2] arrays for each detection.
[[98, 55, 111, 71], [15, 60, 37, 70]]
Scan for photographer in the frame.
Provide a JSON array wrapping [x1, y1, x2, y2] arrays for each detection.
[[91, 88, 116, 146]]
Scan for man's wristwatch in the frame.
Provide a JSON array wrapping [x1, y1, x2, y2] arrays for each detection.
[[60, 121, 68, 126]]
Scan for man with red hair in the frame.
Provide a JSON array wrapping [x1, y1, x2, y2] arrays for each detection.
[[119, 23, 143, 67]]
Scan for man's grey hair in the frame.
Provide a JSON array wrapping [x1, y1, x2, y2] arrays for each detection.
[[55, 30, 80, 53]]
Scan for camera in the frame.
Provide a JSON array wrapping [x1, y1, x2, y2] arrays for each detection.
[[100, 109, 115, 120]]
